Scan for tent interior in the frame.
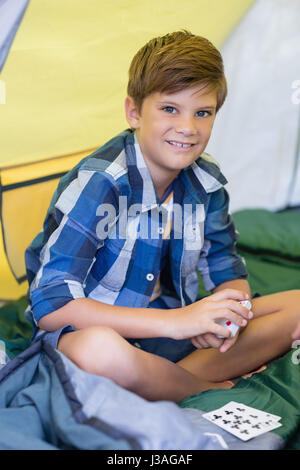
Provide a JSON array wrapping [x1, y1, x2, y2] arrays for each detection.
[[0, 0, 300, 451]]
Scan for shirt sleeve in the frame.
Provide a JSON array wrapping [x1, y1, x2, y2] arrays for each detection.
[[26, 169, 119, 325], [197, 186, 248, 291]]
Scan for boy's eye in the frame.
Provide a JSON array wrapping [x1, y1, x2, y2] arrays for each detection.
[[162, 106, 177, 114], [162, 107, 212, 117], [196, 110, 211, 117]]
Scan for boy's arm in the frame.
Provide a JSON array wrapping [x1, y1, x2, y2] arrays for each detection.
[[28, 170, 122, 329], [38, 297, 172, 339], [198, 187, 249, 293], [38, 289, 251, 342], [212, 279, 251, 298]]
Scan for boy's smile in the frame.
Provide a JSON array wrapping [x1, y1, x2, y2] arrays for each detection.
[[125, 85, 217, 197]]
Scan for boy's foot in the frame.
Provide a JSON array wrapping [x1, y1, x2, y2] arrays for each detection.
[[198, 378, 234, 392]]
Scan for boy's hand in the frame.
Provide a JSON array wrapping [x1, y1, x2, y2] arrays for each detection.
[[190, 332, 225, 350], [218, 330, 240, 353], [190, 328, 241, 352], [170, 288, 252, 342]]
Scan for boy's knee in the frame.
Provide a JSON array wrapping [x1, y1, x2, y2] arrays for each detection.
[[58, 326, 115, 367], [57, 326, 137, 381]]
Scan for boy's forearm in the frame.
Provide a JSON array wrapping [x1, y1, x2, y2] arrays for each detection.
[[212, 279, 252, 298], [38, 297, 174, 338]]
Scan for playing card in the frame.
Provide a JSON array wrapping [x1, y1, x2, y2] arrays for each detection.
[[225, 401, 281, 422], [202, 401, 282, 441]]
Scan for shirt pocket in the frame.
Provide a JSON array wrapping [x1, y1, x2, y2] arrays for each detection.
[[181, 208, 205, 277], [183, 204, 205, 253], [181, 252, 200, 277], [96, 236, 135, 291]]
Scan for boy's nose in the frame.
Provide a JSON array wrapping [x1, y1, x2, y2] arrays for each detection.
[[175, 117, 197, 136]]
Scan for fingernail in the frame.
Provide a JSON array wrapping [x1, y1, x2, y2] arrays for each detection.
[[248, 311, 253, 319], [242, 319, 247, 326]]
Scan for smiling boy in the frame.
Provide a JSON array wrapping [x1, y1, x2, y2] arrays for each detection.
[[125, 86, 217, 199], [25, 30, 300, 403]]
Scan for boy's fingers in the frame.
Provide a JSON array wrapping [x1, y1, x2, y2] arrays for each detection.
[[210, 323, 232, 339], [202, 333, 224, 349], [223, 300, 253, 319], [191, 333, 224, 349], [219, 337, 234, 353], [212, 309, 248, 328], [190, 336, 209, 349], [209, 297, 253, 320]]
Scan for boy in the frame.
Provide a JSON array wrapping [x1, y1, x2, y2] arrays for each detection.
[[25, 31, 300, 403]]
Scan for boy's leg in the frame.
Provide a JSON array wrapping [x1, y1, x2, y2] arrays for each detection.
[[57, 325, 232, 403], [177, 289, 300, 382]]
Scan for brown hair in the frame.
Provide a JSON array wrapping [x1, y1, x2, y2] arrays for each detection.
[[127, 30, 227, 113]]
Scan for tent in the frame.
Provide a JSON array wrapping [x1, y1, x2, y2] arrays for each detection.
[[0, 0, 255, 301], [206, 0, 300, 213], [0, 0, 29, 73]]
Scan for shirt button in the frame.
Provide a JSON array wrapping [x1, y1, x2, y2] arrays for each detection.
[[146, 273, 154, 281], [158, 227, 164, 234]]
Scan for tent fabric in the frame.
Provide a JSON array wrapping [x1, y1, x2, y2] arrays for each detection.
[[0, 0, 30, 73], [0, 0, 255, 300], [206, 0, 300, 213], [0, 149, 97, 284], [0, 0, 255, 169]]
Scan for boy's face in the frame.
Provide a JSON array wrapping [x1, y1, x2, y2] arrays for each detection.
[[125, 85, 217, 188]]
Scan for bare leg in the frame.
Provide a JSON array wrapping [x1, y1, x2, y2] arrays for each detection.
[[57, 326, 232, 403], [57, 290, 300, 401], [178, 290, 300, 382]]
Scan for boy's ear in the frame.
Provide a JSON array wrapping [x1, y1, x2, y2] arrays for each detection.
[[125, 96, 141, 129]]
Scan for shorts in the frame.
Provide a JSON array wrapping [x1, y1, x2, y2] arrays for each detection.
[[126, 294, 197, 362]]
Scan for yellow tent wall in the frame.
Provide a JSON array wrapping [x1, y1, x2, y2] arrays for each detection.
[[0, 0, 255, 300]]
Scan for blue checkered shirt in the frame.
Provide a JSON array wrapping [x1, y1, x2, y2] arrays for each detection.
[[25, 129, 248, 327]]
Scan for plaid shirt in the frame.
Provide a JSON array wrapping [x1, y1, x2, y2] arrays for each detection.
[[25, 129, 248, 326]]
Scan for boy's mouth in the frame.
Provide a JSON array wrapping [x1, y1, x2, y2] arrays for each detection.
[[166, 140, 195, 149]]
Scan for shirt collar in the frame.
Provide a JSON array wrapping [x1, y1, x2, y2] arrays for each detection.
[[124, 131, 158, 212], [124, 129, 227, 208], [180, 155, 227, 203]]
